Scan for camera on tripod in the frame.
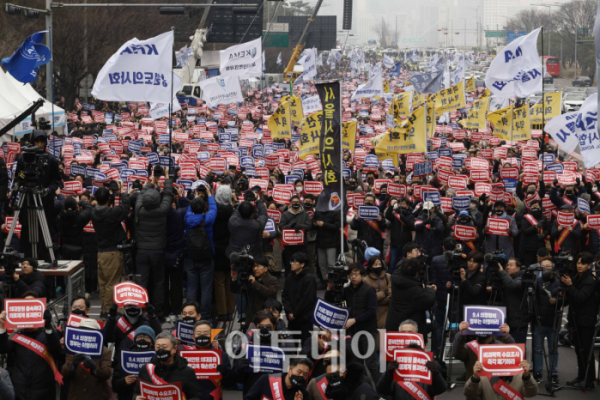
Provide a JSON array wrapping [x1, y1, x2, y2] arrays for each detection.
[[0, 248, 22, 302], [328, 256, 349, 308], [117, 238, 136, 276], [37, 117, 51, 131], [18, 146, 50, 189], [445, 244, 467, 282], [484, 250, 508, 273], [553, 250, 573, 274], [521, 264, 543, 286], [230, 246, 255, 282]]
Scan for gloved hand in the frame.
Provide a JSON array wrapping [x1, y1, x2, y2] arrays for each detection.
[[216, 364, 228, 376], [426, 361, 438, 373], [537, 233, 545, 241], [72, 353, 86, 370], [108, 304, 118, 319], [43, 309, 52, 329], [82, 357, 97, 373], [145, 303, 156, 318], [238, 358, 250, 369], [386, 361, 399, 374]]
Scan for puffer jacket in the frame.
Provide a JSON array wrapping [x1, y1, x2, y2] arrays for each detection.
[[134, 180, 174, 250], [59, 200, 92, 249], [363, 266, 392, 329], [385, 272, 436, 335], [133, 355, 202, 400]]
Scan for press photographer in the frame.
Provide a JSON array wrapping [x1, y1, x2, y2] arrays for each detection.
[[560, 252, 600, 390], [497, 258, 530, 344], [459, 252, 487, 318], [12, 130, 61, 260], [226, 195, 268, 259]]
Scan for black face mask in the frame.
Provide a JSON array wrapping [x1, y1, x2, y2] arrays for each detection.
[[156, 349, 171, 361], [303, 203, 312, 209], [460, 217, 468, 223], [182, 317, 196, 325], [325, 373, 347, 399], [136, 339, 151, 350], [401, 207, 408, 214], [495, 209, 504, 216], [527, 189, 536, 195], [259, 327, 272, 342], [195, 335, 211, 347], [125, 307, 141, 318], [291, 203, 301, 209], [289, 374, 306, 388], [71, 308, 86, 316], [531, 209, 541, 216], [365, 202, 374, 206], [371, 267, 383, 275]]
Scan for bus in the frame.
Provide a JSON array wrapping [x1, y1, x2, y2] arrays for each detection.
[[541, 56, 560, 77]]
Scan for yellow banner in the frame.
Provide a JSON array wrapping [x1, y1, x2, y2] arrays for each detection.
[[481, 88, 491, 98], [280, 95, 290, 104], [463, 96, 490, 130], [512, 105, 531, 142], [384, 81, 390, 93], [375, 151, 399, 167], [426, 103, 435, 138], [371, 106, 427, 154], [394, 91, 413, 119], [298, 112, 322, 159], [466, 76, 476, 92], [529, 92, 561, 125], [487, 106, 513, 140], [412, 92, 424, 110], [434, 80, 466, 114], [289, 96, 303, 126], [342, 121, 357, 152], [268, 101, 292, 140]]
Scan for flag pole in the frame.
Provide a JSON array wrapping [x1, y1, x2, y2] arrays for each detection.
[[50, 27, 55, 135], [169, 27, 174, 178], [339, 79, 345, 261], [541, 27, 545, 156]]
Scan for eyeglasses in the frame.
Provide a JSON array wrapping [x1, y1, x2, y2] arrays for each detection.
[[350, 272, 362, 277]]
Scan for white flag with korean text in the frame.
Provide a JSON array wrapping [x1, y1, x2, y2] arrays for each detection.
[[219, 37, 262, 79], [199, 76, 244, 108]]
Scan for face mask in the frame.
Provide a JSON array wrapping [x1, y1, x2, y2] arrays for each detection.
[[593, 187, 598, 193], [531, 208, 541, 215], [365, 202, 374, 206], [182, 317, 196, 325], [291, 203, 301, 209], [371, 267, 383, 275], [156, 349, 171, 361], [289, 374, 306, 388], [303, 203, 312, 209], [125, 307, 141, 318], [195, 335, 211, 347], [495, 209, 504, 216], [460, 217, 468, 223], [401, 207, 408, 214], [527, 189, 536, 195], [136, 339, 151, 350], [259, 327, 272, 341], [325, 373, 347, 399], [71, 308, 86, 316], [296, 187, 303, 193]]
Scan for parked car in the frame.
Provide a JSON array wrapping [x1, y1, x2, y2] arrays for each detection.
[[562, 92, 587, 113], [564, 87, 586, 93], [544, 84, 557, 92], [572, 76, 592, 87], [585, 87, 598, 96]]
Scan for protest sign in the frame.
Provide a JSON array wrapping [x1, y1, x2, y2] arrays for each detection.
[[4, 298, 46, 329], [64, 326, 105, 359], [113, 282, 149, 307], [478, 344, 525, 378], [454, 225, 477, 241], [486, 218, 510, 236], [384, 332, 425, 362], [557, 212, 575, 226], [139, 381, 182, 400], [312, 298, 350, 331], [393, 349, 433, 384], [121, 350, 155, 376], [587, 214, 600, 229], [180, 350, 222, 379], [357, 206, 380, 220], [462, 306, 506, 336], [246, 345, 285, 373], [176, 321, 195, 345], [281, 229, 305, 245]]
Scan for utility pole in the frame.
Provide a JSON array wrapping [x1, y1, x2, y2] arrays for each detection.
[[45, 0, 52, 104], [574, 28, 578, 79]]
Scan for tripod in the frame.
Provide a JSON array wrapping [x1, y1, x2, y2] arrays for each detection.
[[541, 283, 567, 396], [4, 187, 56, 265], [581, 311, 600, 392], [438, 278, 461, 390]]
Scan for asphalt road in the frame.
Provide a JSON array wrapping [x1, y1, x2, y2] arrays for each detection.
[[76, 287, 599, 400]]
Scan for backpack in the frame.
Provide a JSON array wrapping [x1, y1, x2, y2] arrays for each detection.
[[187, 219, 213, 262]]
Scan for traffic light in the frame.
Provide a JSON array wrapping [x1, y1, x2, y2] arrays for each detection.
[[24, 9, 39, 18], [343, 0, 352, 30]]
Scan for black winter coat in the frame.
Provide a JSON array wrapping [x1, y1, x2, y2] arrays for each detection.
[[458, 269, 488, 313], [14, 270, 46, 298], [520, 214, 549, 253], [91, 193, 130, 251], [227, 200, 268, 258], [386, 206, 415, 249], [165, 198, 188, 253], [385, 273, 436, 335], [566, 269, 600, 328], [325, 282, 378, 335], [133, 355, 202, 400], [282, 269, 317, 323], [535, 276, 561, 327], [351, 212, 385, 250], [59, 200, 92, 250], [551, 221, 581, 258], [213, 203, 234, 272], [499, 270, 530, 332], [135, 180, 174, 250], [244, 373, 308, 400], [0, 328, 62, 400], [313, 211, 343, 249], [104, 315, 163, 369]]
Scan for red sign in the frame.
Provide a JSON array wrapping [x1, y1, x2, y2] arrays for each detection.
[[436, 169, 454, 183], [387, 183, 405, 198], [563, 161, 578, 172], [373, 179, 392, 194], [384, 332, 425, 362], [557, 212, 575, 226], [267, 209, 282, 224], [347, 193, 365, 209], [469, 158, 489, 170], [113, 282, 149, 307], [500, 168, 518, 180], [454, 225, 477, 241], [474, 183, 492, 196], [209, 158, 227, 172], [470, 169, 489, 182], [249, 179, 269, 193], [272, 187, 293, 205], [448, 176, 467, 189], [393, 349, 433, 384], [304, 181, 324, 195], [180, 350, 222, 379], [281, 229, 305, 245], [556, 173, 576, 186], [139, 381, 182, 400], [4, 217, 21, 234], [486, 218, 510, 236], [587, 215, 600, 229], [478, 344, 524, 378], [4, 299, 46, 329]]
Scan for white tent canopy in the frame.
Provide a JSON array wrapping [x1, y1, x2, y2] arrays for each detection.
[[0, 68, 66, 138]]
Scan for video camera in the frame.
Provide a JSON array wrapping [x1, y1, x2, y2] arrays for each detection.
[[444, 244, 467, 282], [415, 249, 430, 284], [484, 250, 508, 273], [521, 264, 543, 286], [230, 245, 255, 283], [17, 146, 50, 189], [328, 255, 349, 308], [117, 238, 136, 276], [552, 250, 573, 274], [0, 248, 22, 303]]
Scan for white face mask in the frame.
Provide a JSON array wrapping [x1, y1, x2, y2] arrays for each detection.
[[296, 187, 303, 193], [593, 187, 598, 193]]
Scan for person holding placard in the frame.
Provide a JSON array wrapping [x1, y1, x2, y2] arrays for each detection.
[[351, 194, 386, 258], [0, 305, 61, 400], [459, 252, 489, 317], [134, 332, 201, 400], [518, 201, 549, 268], [464, 359, 537, 400], [61, 318, 113, 400], [385, 197, 416, 275], [112, 326, 156, 400], [279, 196, 312, 276], [580, 203, 600, 257], [243, 357, 312, 400], [483, 201, 518, 258], [550, 205, 581, 262]]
